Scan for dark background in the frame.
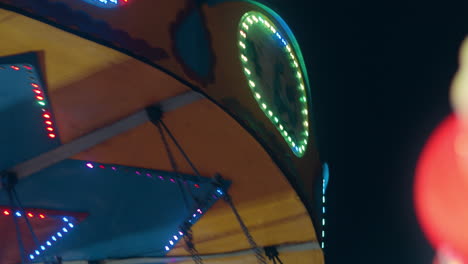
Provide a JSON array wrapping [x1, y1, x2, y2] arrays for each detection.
[[261, 0, 468, 263]]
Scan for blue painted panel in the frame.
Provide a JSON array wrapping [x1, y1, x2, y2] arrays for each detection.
[[0, 159, 227, 260], [0, 53, 60, 171]]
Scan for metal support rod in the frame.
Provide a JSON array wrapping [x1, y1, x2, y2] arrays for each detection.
[[1, 91, 204, 188]]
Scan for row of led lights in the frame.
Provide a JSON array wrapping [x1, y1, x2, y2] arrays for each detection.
[[321, 178, 326, 249], [29, 217, 75, 260], [163, 188, 224, 252], [31, 81, 58, 139], [85, 162, 201, 188], [87, 0, 128, 6], [9, 64, 58, 139], [2, 210, 47, 219], [238, 14, 309, 156]]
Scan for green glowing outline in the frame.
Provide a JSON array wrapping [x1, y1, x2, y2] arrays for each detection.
[[237, 11, 310, 157]]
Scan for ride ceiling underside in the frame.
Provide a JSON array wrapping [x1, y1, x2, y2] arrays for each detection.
[[0, 0, 323, 263]]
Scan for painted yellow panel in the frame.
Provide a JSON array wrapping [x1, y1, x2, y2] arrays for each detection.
[[0, 9, 129, 90]]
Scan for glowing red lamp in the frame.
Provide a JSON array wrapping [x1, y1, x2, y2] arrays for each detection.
[[415, 115, 468, 262]]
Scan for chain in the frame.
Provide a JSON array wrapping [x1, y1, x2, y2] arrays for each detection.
[[183, 228, 204, 264], [156, 121, 191, 213], [223, 194, 267, 264], [154, 119, 203, 263]]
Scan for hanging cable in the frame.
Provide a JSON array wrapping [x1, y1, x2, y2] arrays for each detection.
[[223, 192, 267, 264], [2, 172, 27, 264], [181, 224, 204, 264], [158, 120, 201, 205], [8, 189, 27, 264], [13, 188, 42, 252], [147, 105, 204, 264], [158, 120, 202, 179], [147, 105, 198, 208], [157, 121, 203, 263], [156, 121, 191, 213], [214, 174, 267, 264], [149, 105, 266, 264]]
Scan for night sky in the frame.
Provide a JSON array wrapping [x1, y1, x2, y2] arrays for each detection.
[[262, 0, 468, 263]]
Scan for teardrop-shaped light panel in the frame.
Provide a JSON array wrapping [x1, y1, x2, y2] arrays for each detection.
[[238, 11, 311, 157]]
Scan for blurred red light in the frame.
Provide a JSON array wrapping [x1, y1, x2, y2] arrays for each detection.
[[43, 114, 51, 118], [31, 83, 39, 88], [45, 121, 52, 125], [27, 213, 34, 218], [39, 214, 45, 219], [46, 127, 54, 132], [33, 89, 42, 94], [48, 133, 56, 138], [36, 96, 44, 100], [23, 65, 32, 70], [415, 115, 468, 262], [11, 66, 19, 70], [3, 210, 10, 216], [194, 184, 200, 188], [99, 165, 105, 169]]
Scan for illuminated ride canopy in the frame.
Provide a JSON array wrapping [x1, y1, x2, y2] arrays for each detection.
[[0, 0, 323, 263]]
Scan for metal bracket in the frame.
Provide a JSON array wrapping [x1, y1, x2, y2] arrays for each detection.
[[0, 171, 17, 191]]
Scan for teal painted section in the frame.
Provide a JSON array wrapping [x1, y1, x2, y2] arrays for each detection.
[[0, 53, 60, 171], [174, 9, 213, 80]]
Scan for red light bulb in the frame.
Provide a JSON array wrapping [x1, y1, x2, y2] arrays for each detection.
[[27, 213, 34, 218], [48, 133, 56, 138], [45, 121, 52, 125], [10, 66, 19, 71], [39, 214, 45, 219], [43, 114, 51, 118], [46, 127, 54, 132], [36, 95, 44, 100], [3, 210, 10, 216]]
